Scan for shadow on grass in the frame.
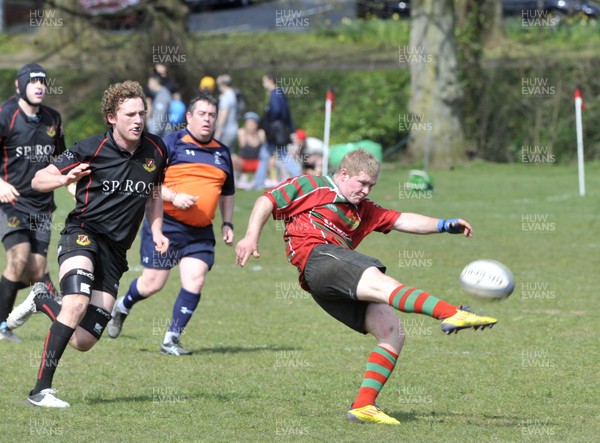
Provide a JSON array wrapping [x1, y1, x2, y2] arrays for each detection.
[[84, 389, 253, 405], [390, 410, 557, 428], [135, 344, 299, 354]]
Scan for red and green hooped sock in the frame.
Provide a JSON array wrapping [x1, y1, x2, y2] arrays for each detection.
[[352, 345, 399, 409], [388, 285, 457, 320]]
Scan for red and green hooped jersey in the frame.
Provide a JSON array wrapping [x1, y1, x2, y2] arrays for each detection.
[[264, 174, 401, 277]]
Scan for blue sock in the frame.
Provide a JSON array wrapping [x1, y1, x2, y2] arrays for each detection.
[[168, 288, 201, 334], [122, 278, 146, 310]]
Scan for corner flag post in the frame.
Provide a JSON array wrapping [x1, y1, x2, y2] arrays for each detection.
[[322, 87, 334, 176], [574, 88, 585, 197]]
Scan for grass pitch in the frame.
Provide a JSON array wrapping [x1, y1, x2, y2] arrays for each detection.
[[0, 161, 598, 442]]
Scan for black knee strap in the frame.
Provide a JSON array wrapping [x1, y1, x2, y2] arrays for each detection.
[[79, 305, 112, 340], [60, 268, 94, 297]]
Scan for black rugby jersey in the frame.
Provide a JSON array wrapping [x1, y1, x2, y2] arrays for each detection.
[[53, 130, 166, 250], [0, 99, 65, 213]]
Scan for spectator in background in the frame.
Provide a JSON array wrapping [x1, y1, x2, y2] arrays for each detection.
[[232, 112, 266, 190], [214, 74, 239, 148], [199, 76, 216, 95], [253, 73, 301, 189], [168, 91, 186, 128], [146, 73, 172, 138], [289, 129, 324, 175], [153, 63, 179, 95]]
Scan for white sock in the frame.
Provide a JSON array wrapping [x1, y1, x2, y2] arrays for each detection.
[[163, 331, 179, 344], [117, 298, 129, 314]]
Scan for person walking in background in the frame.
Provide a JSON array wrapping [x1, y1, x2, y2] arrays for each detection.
[[214, 74, 239, 149], [236, 149, 498, 425], [107, 92, 235, 356], [0, 63, 64, 342], [253, 73, 301, 189], [7, 80, 168, 407], [146, 73, 173, 138]]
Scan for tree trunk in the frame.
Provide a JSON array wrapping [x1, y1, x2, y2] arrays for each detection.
[[482, 0, 505, 46], [407, 0, 465, 168]]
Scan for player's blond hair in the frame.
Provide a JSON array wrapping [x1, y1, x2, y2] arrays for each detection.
[[101, 80, 146, 126], [338, 149, 380, 179]]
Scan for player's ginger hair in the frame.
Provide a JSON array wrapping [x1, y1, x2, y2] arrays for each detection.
[[338, 149, 380, 179], [101, 80, 147, 126]]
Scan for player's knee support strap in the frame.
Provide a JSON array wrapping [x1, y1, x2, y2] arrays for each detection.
[[79, 304, 112, 340], [60, 268, 95, 297]]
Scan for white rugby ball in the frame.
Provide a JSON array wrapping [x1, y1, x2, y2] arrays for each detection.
[[460, 259, 514, 301]]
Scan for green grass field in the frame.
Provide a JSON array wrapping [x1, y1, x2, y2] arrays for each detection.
[[0, 161, 598, 442]]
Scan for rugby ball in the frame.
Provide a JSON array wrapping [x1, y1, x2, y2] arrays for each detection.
[[460, 259, 514, 301]]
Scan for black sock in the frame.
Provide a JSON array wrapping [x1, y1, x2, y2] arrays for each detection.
[[35, 297, 61, 321], [31, 321, 75, 395], [0, 276, 21, 324], [16, 281, 29, 290], [42, 273, 60, 299]]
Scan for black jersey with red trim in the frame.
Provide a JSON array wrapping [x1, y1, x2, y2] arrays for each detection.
[[53, 130, 166, 250], [0, 99, 65, 213]]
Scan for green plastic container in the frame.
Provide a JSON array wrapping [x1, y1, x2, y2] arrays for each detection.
[[328, 140, 383, 171]]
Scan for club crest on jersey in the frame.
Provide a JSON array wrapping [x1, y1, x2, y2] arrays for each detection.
[[46, 125, 56, 137], [143, 158, 157, 172], [7, 216, 20, 228], [76, 234, 91, 246]]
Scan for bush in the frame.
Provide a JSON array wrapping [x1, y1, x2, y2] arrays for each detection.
[[471, 60, 600, 163]]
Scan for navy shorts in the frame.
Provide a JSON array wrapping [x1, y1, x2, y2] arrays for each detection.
[[302, 244, 386, 334], [57, 227, 128, 297], [0, 206, 52, 255], [140, 214, 215, 270]]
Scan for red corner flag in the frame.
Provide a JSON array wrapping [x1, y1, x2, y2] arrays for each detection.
[[326, 86, 335, 112], [574, 88, 586, 111]]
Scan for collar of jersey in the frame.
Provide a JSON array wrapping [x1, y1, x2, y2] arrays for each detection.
[[181, 129, 220, 149], [324, 175, 352, 205], [107, 129, 141, 155]]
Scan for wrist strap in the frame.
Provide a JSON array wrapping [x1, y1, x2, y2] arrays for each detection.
[[437, 219, 445, 233], [222, 221, 234, 230]]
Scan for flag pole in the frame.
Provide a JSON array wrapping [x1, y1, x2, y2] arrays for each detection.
[[322, 88, 333, 176], [574, 88, 585, 197]]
